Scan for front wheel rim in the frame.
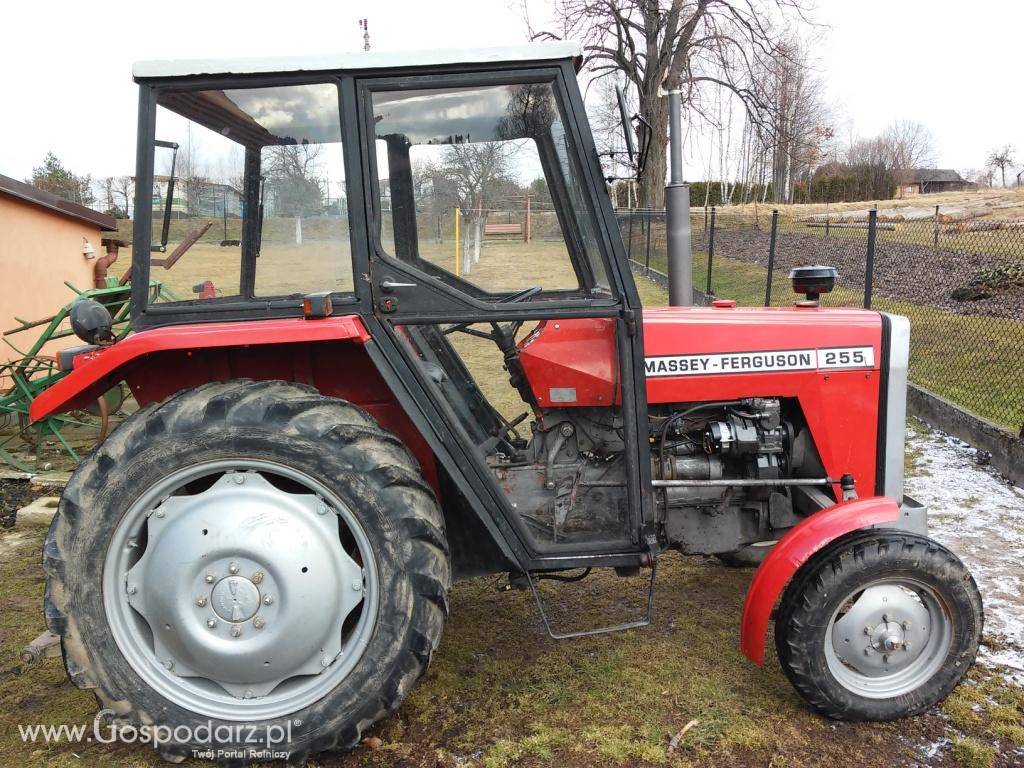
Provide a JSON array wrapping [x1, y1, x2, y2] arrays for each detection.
[[824, 578, 953, 699], [103, 459, 380, 721]]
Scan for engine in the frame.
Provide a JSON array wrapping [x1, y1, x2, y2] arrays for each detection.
[[652, 397, 817, 553], [488, 397, 823, 555]]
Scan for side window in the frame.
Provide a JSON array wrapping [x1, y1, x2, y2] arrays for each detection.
[[151, 83, 351, 303], [371, 82, 610, 298]]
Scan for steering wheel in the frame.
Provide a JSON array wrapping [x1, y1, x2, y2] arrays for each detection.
[[501, 285, 542, 303]]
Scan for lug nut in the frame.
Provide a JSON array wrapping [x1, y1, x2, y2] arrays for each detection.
[[233, 474, 245, 485], [228, 562, 240, 575], [127, 584, 137, 595], [351, 579, 362, 592], [163, 659, 174, 670], [231, 626, 242, 638], [155, 509, 165, 518], [205, 574, 215, 584], [263, 595, 273, 605], [196, 596, 207, 607], [320, 656, 332, 667], [207, 618, 217, 629], [253, 615, 266, 630], [251, 571, 264, 585]]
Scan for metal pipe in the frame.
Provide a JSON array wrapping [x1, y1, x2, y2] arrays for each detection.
[[665, 89, 692, 306], [651, 477, 833, 488]]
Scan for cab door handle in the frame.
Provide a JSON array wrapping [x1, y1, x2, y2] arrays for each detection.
[[380, 279, 417, 293]]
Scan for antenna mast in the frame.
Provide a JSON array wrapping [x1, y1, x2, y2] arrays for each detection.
[[359, 19, 370, 51]]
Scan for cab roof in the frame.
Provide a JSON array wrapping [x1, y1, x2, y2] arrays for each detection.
[[133, 41, 583, 81]]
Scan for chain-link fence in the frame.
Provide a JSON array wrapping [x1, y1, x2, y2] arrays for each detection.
[[617, 206, 1024, 433]]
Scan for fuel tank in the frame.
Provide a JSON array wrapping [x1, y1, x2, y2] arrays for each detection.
[[517, 304, 886, 496]]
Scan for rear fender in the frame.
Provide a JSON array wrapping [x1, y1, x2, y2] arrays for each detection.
[[29, 315, 370, 422], [739, 496, 901, 665]]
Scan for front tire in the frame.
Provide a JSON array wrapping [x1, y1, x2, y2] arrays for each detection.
[[43, 380, 451, 761], [774, 530, 982, 721]]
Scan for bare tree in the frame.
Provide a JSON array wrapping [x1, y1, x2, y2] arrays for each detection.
[[175, 124, 212, 217], [441, 141, 518, 273], [527, 0, 812, 208], [884, 120, 936, 195], [263, 144, 326, 216], [986, 145, 1016, 188]]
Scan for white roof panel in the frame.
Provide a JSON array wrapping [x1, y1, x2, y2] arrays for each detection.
[[133, 41, 582, 80]]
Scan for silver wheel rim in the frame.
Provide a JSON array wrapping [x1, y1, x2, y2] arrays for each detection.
[[103, 459, 379, 721], [824, 578, 952, 699]]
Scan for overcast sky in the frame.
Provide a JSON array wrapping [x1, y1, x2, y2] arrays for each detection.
[[1, 0, 1019, 184]]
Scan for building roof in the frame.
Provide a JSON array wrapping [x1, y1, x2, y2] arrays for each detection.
[[133, 41, 583, 80], [0, 173, 117, 231], [906, 168, 966, 184]]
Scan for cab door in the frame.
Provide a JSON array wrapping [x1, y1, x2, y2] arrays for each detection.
[[354, 67, 652, 568]]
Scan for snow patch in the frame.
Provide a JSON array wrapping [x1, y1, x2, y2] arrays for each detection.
[[904, 423, 1024, 679]]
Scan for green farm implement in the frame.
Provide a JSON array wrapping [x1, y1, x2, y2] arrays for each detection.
[[0, 279, 171, 471]]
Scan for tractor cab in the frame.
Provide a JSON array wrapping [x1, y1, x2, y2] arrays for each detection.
[[128, 42, 654, 566]]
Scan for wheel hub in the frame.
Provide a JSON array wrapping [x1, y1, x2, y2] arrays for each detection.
[[123, 470, 367, 699], [210, 575, 261, 622]]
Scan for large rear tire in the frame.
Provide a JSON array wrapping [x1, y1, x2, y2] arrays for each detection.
[[43, 380, 450, 762], [774, 530, 982, 721]]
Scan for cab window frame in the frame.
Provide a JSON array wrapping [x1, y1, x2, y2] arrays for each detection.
[[130, 74, 359, 330], [356, 67, 621, 311]]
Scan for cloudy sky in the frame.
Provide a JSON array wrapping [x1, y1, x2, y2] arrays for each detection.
[[1, 0, 1019, 184]]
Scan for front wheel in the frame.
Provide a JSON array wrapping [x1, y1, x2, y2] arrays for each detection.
[[775, 530, 982, 721]]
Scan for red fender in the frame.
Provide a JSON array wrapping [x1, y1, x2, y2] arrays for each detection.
[[29, 315, 370, 422], [739, 496, 901, 665]]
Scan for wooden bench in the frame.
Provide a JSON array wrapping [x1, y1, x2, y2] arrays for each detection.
[[484, 222, 523, 238]]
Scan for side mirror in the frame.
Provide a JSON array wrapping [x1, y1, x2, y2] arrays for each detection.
[[614, 84, 652, 180], [615, 84, 637, 167]]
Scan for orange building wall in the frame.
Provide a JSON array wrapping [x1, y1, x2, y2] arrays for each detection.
[[0, 195, 106, 364]]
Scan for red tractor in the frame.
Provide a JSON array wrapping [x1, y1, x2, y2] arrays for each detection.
[[32, 42, 982, 761]]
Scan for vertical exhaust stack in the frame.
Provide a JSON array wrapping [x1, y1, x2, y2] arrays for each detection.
[[665, 89, 692, 306]]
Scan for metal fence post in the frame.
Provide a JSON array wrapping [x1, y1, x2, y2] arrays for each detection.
[[864, 208, 877, 309], [933, 204, 939, 248], [765, 209, 778, 306], [706, 206, 716, 295], [644, 211, 652, 269]]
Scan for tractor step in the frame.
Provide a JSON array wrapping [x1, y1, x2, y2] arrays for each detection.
[[524, 562, 658, 640]]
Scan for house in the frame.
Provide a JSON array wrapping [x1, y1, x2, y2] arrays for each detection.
[[0, 173, 117, 363], [898, 169, 977, 196]]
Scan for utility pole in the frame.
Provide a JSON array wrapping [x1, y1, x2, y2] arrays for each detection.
[[664, 86, 692, 306]]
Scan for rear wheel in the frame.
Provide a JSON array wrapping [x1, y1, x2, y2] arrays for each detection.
[[44, 380, 450, 761], [775, 531, 982, 721]]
